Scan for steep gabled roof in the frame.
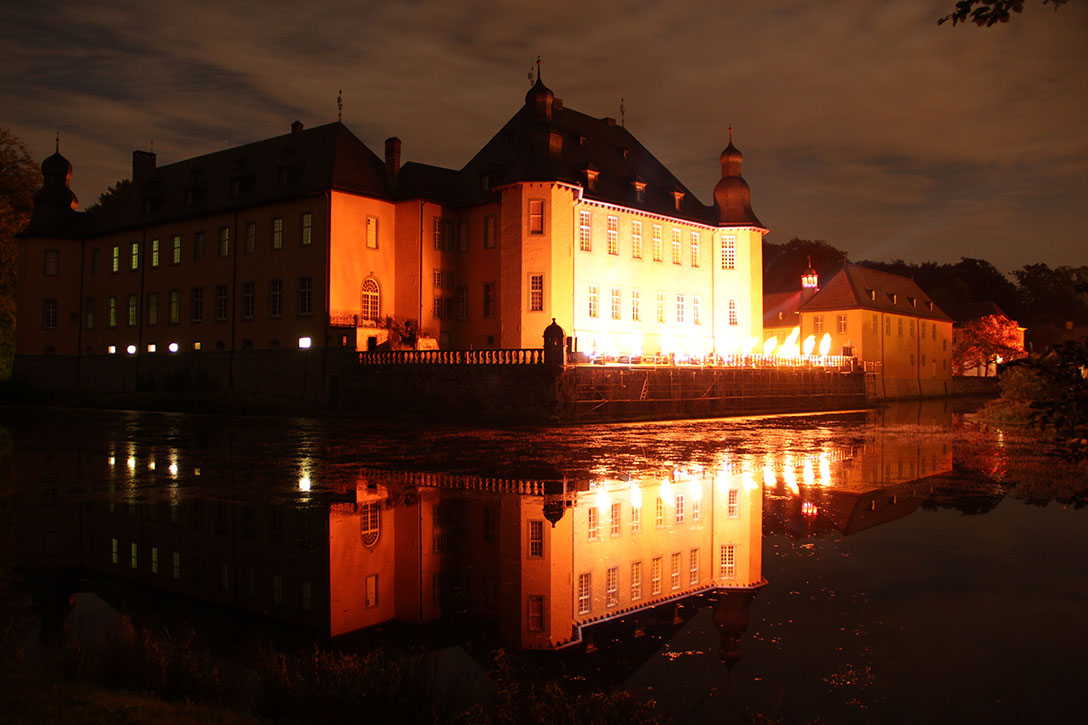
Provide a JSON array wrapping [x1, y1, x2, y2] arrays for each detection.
[[763, 291, 803, 328], [799, 263, 952, 321], [940, 301, 1013, 325], [458, 80, 718, 224], [91, 122, 388, 234]]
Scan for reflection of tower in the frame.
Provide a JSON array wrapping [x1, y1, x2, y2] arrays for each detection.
[[712, 586, 763, 668]]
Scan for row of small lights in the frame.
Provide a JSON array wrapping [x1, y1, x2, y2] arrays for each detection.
[[105, 337, 313, 355]]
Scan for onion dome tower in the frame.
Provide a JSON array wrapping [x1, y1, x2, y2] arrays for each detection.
[[713, 128, 763, 228], [24, 135, 80, 236], [801, 256, 819, 303]]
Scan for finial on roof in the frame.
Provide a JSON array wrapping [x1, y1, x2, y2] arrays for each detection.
[[337, 89, 343, 122], [728, 125, 733, 144], [55, 131, 59, 153], [536, 55, 541, 81], [620, 97, 625, 127]]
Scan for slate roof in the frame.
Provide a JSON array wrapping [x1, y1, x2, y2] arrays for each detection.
[[89, 122, 389, 235], [799, 264, 953, 321], [459, 79, 719, 224], [763, 290, 803, 328], [940, 301, 1012, 325]]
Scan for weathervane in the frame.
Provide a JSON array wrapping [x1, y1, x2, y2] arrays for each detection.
[[337, 89, 343, 122]]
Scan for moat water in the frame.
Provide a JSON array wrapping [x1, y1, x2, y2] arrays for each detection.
[[4, 401, 1086, 723]]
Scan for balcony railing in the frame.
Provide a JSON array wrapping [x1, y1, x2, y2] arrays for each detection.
[[358, 348, 545, 365]]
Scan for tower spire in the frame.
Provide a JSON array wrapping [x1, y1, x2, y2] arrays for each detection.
[[55, 131, 59, 153]]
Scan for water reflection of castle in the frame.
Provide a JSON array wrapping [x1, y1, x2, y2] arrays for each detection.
[[16, 445, 764, 652]]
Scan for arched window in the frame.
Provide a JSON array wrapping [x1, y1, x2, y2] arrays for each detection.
[[361, 278, 380, 323], [359, 502, 380, 547]]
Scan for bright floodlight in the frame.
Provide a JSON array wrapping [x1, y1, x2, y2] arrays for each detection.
[[298, 337, 312, 349], [802, 335, 816, 356], [819, 333, 832, 357], [169, 342, 179, 353], [763, 337, 777, 355], [126, 345, 137, 355]]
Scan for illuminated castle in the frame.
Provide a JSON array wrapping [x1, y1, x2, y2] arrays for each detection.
[[15, 71, 765, 394]]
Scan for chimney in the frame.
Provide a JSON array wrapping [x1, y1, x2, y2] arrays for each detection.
[[384, 137, 401, 188], [291, 120, 304, 133], [132, 150, 156, 187]]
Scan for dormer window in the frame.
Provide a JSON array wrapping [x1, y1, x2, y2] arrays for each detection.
[[927, 301, 934, 311], [578, 135, 587, 146], [909, 296, 917, 308], [672, 190, 685, 211], [866, 288, 876, 301], [622, 147, 630, 159], [585, 169, 598, 191], [891, 293, 898, 304], [634, 181, 646, 202], [230, 179, 241, 197], [480, 173, 490, 191], [184, 188, 193, 206]]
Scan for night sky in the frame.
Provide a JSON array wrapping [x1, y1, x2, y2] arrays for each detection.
[[3, 0, 1085, 272]]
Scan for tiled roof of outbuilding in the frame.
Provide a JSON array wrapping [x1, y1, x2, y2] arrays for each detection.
[[799, 264, 952, 321]]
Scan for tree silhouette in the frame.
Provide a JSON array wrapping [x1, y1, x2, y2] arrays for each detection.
[[939, 0, 1069, 26], [0, 129, 43, 378]]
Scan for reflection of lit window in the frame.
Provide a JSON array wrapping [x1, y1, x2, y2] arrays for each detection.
[[151, 546, 159, 575], [631, 504, 642, 533], [670, 552, 681, 589], [587, 507, 600, 540], [528, 595, 544, 631], [720, 544, 736, 580], [528, 520, 543, 557], [728, 489, 739, 518], [651, 556, 662, 595], [692, 499, 701, 521], [577, 573, 591, 614], [631, 561, 642, 601], [111, 537, 119, 565], [675, 494, 685, 523], [360, 502, 380, 547], [606, 567, 618, 608], [172, 551, 181, 580], [610, 501, 621, 536], [655, 498, 664, 527], [365, 574, 378, 608], [130, 542, 138, 569]]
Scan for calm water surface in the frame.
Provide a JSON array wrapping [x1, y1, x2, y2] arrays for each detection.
[[5, 401, 1086, 723]]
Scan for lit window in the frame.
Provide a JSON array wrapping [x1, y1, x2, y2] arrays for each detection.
[[301, 212, 313, 246], [690, 232, 700, 267], [529, 274, 544, 312], [729, 299, 739, 326], [651, 556, 662, 595], [606, 567, 618, 608], [693, 296, 701, 326], [131, 241, 140, 270], [169, 290, 180, 324], [365, 574, 378, 607], [721, 236, 735, 270], [108, 296, 118, 328], [652, 225, 663, 261], [529, 520, 543, 557], [579, 210, 592, 252], [127, 294, 137, 326], [366, 215, 378, 249], [587, 506, 600, 539], [607, 216, 618, 255], [815, 316, 824, 334], [85, 298, 95, 330], [675, 295, 685, 324], [272, 218, 283, 250], [631, 221, 643, 259], [588, 285, 599, 318], [671, 229, 682, 264], [361, 278, 380, 321], [172, 235, 182, 264], [720, 544, 736, 580], [631, 503, 641, 533], [656, 292, 665, 324], [631, 290, 641, 322], [146, 344, 156, 353], [111, 245, 120, 273], [837, 314, 848, 334], [108, 345, 116, 354], [630, 561, 642, 600], [689, 548, 699, 585], [528, 595, 544, 631], [611, 287, 621, 320], [578, 573, 591, 614], [244, 222, 256, 254], [655, 497, 665, 527], [671, 552, 681, 589]]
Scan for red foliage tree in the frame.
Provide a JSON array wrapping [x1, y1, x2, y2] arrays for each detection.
[[953, 314, 1026, 376]]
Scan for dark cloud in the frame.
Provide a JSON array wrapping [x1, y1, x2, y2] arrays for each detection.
[[3, 0, 1085, 270]]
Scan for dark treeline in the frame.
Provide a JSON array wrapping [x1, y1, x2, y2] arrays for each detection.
[[764, 237, 1088, 350]]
